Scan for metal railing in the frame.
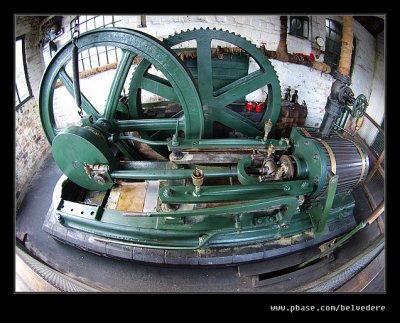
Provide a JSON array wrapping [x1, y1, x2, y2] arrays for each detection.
[[353, 112, 385, 234]]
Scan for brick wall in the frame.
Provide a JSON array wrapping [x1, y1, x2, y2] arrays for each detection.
[[15, 16, 51, 209]]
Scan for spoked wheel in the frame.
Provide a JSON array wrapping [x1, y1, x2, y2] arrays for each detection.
[[39, 28, 204, 190], [39, 28, 204, 145], [129, 28, 282, 139]]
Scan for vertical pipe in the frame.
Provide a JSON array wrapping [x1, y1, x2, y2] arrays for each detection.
[[276, 16, 289, 62], [338, 16, 354, 77]]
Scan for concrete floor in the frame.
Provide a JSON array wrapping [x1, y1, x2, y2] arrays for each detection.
[[15, 154, 384, 292]]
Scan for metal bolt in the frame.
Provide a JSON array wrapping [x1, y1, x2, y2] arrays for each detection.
[[199, 234, 208, 244], [235, 214, 241, 232], [93, 174, 106, 185], [283, 184, 291, 191], [256, 217, 263, 225], [313, 153, 319, 160], [301, 182, 309, 189], [314, 176, 319, 184], [72, 160, 79, 169], [298, 195, 305, 206], [170, 149, 183, 160]]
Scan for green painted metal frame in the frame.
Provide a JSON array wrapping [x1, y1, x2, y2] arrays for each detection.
[[310, 173, 339, 236], [158, 180, 312, 204], [52, 175, 356, 249]]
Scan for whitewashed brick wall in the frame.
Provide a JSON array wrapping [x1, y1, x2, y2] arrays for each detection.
[[121, 15, 381, 129], [53, 15, 381, 129]]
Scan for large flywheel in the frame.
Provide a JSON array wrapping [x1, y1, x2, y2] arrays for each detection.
[[39, 27, 204, 144], [128, 28, 282, 139]]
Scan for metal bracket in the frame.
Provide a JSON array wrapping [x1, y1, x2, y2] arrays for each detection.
[[310, 172, 338, 236]]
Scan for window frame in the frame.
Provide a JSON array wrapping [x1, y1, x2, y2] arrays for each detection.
[[324, 18, 356, 75], [324, 18, 343, 71], [288, 16, 309, 40], [15, 35, 33, 110], [69, 15, 123, 72]]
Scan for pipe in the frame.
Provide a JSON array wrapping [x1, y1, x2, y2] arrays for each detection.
[[338, 16, 354, 77]]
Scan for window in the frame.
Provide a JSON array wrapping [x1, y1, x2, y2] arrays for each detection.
[[324, 19, 342, 71], [289, 16, 309, 39], [71, 15, 123, 72], [324, 19, 356, 74], [15, 36, 33, 109]]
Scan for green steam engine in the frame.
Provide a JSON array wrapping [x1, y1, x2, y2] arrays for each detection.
[[40, 27, 369, 265]]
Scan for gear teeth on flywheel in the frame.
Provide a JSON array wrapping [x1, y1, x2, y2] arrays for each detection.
[[132, 26, 282, 133]]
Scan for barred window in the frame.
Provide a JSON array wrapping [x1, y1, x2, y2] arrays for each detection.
[[324, 18, 356, 74], [71, 16, 123, 72]]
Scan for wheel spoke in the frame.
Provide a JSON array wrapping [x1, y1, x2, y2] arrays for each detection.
[[141, 74, 179, 102], [196, 38, 213, 101], [103, 50, 136, 120], [58, 68, 101, 119], [213, 107, 263, 137], [215, 70, 268, 107]]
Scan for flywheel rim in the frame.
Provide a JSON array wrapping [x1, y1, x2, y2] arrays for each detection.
[[39, 27, 204, 144]]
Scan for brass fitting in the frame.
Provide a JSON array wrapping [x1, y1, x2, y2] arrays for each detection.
[[192, 167, 204, 196], [267, 144, 275, 158], [263, 119, 272, 142]]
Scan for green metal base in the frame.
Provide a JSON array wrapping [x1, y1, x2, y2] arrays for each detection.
[[51, 174, 356, 251]]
